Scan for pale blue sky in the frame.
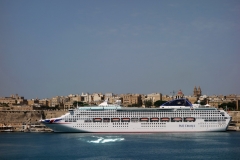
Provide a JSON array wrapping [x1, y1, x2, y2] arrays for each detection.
[[0, 0, 239, 99]]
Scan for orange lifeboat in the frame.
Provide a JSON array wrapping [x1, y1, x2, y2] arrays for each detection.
[[121, 118, 130, 122], [93, 118, 102, 122], [140, 118, 149, 122], [185, 117, 195, 121], [160, 117, 170, 121], [173, 117, 182, 121], [150, 118, 159, 122], [111, 118, 120, 122]]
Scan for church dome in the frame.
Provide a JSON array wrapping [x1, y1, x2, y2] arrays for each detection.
[[177, 90, 184, 96]]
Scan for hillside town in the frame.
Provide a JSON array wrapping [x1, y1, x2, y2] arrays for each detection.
[[0, 86, 240, 132], [0, 86, 239, 111]]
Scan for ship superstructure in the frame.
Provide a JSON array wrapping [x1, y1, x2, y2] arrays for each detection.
[[40, 99, 231, 132]]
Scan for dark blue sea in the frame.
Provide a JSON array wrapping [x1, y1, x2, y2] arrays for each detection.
[[1, 132, 240, 160]]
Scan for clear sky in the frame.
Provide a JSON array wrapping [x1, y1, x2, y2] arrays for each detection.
[[0, 0, 240, 99]]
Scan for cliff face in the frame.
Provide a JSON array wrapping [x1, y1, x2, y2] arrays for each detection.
[[0, 110, 67, 131]]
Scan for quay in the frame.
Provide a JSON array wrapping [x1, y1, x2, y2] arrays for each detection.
[[0, 110, 240, 132], [0, 110, 67, 132], [227, 111, 240, 131]]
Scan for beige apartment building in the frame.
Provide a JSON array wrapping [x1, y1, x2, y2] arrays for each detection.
[[104, 93, 114, 104], [49, 96, 67, 107], [92, 93, 104, 104], [64, 101, 74, 110], [39, 99, 49, 106], [121, 94, 142, 106], [207, 94, 240, 110], [104, 93, 122, 104], [49, 96, 61, 107], [27, 99, 39, 106], [70, 94, 82, 102], [146, 93, 162, 103], [0, 94, 27, 106], [81, 92, 92, 103], [142, 93, 162, 107]]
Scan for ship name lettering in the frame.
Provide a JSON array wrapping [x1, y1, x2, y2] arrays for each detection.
[[185, 124, 195, 127], [179, 124, 195, 127]]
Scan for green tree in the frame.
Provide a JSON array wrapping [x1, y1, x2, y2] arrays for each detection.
[[73, 101, 84, 107], [219, 102, 236, 110], [144, 100, 153, 108], [128, 103, 142, 107], [154, 100, 167, 107]]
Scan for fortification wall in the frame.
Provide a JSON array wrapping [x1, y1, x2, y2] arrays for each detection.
[[227, 111, 240, 131], [0, 110, 67, 131], [228, 111, 240, 122]]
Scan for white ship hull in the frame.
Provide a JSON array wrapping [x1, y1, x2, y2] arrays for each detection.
[[43, 119, 230, 133], [41, 99, 231, 133]]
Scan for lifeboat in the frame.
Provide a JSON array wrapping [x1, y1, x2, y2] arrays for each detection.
[[172, 117, 182, 121], [140, 118, 149, 122], [160, 117, 170, 121], [121, 118, 130, 122], [111, 118, 120, 122], [185, 117, 195, 121], [150, 118, 159, 122], [93, 118, 102, 122]]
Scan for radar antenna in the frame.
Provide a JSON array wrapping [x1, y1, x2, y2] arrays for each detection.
[[170, 90, 175, 100]]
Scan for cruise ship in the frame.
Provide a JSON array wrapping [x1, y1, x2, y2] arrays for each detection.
[[40, 99, 231, 132]]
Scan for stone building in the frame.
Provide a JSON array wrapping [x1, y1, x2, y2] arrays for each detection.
[[162, 95, 173, 102], [144, 93, 162, 103], [64, 101, 74, 110], [81, 93, 92, 103], [193, 86, 202, 97], [92, 93, 104, 104], [0, 94, 27, 106], [121, 94, 142, 106], [70, 94, 82, 102], [104, 93, 122, 104], [49, 96, 66, 107], [27, 99, 39, 106], [39, 99, 49, 107], [207, 94, 240, 110]]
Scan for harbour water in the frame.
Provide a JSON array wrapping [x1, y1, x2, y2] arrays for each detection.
[[1, 132, 240, 160]]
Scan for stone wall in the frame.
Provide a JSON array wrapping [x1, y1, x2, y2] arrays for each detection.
[[0, 110, 67, 131], [228, 111, 240, 131]]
